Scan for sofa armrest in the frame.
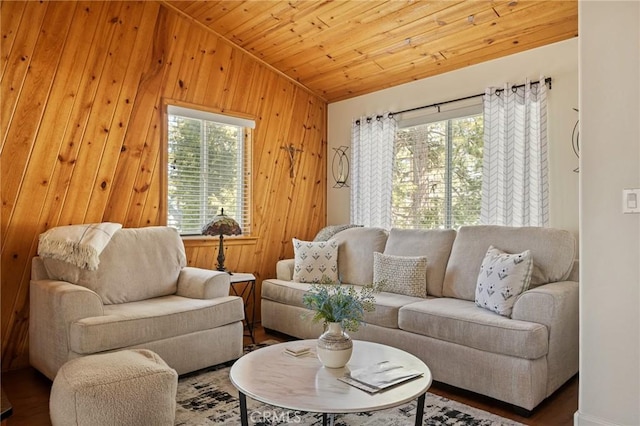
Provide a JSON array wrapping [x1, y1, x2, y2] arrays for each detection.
[[512, 280, 579, 395], [30, 279, 104, 379], [177, 267, 230, 299], [276, 259, 295, 281]]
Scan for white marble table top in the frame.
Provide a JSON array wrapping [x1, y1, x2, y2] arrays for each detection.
[[229, 339, 432, 414]]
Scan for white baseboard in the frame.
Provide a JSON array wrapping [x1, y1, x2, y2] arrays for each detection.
[[574, 411, 622, 426]]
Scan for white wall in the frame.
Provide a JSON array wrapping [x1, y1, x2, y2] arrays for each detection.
[[576, 2, 640, 426], [328, 38, 579, 238]]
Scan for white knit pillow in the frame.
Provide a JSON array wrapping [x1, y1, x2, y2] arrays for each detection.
[[292, 239, 339, 283], [475, 246, 533, 317], [373, 252, 427, 298]]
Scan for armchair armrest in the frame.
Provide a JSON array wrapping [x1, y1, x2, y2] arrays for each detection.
[[177, 267, 230, 299], [276, 259, 295, 281], [30, 279, 104, 380], [512, 280, 579, 394]]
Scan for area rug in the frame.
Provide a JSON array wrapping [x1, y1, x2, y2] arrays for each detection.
[[175, 342, 525, 426]]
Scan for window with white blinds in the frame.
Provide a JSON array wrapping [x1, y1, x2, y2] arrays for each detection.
[[392, 112, 483, 230], [167, 105, 253, 235]]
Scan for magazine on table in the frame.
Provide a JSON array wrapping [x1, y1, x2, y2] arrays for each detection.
[[338, 361, 423, 393]]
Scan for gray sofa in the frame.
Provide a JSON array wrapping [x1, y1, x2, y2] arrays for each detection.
[[261, 225, 579, 412], [30, 226, 244, 380]]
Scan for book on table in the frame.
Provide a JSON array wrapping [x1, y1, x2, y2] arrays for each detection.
[[338, 361, 423, 393]]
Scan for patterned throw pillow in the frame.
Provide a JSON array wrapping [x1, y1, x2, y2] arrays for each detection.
[[313, 224, 363, 242], [475, 246, 533, 317], [292, 239, 339, 283], [373, 252, 428, 298]]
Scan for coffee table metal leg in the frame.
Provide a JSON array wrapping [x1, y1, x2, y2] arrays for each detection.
[[322, 413, 335, 426], [414, 392, 426, 426], [239, 391, 248, 426]]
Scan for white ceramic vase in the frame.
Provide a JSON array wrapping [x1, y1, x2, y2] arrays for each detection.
[[316, 322, 353, 368]]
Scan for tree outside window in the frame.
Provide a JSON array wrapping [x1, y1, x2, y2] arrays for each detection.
[[167, 106, 251, 235], [392, 114, 483, 229]]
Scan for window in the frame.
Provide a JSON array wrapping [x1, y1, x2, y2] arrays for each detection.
[[166, 105, 253, 235], [392, 111, 483, 229]]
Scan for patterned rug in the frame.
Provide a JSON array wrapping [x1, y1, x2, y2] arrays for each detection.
[[175, 342, 525, 426]]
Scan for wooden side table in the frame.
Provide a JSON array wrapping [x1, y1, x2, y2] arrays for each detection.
[[229, 273, 256, 344]]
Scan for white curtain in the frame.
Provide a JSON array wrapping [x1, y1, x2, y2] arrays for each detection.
[[481, 79, 549, 226], [350, 114, 397, 228]]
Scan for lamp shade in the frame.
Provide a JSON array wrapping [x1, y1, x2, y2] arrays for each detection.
[[202, 208, 242, 236]]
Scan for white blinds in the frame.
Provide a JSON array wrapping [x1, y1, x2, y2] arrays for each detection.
[[167, 108, 252, 235], [393, 113, 483, 229]]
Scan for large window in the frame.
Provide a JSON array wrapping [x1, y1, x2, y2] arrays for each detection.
[[392, 112, 483, 229], [166, 105, 253, 235]]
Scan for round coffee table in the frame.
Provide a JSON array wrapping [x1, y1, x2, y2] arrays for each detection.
[[230, 339, 432, 426]]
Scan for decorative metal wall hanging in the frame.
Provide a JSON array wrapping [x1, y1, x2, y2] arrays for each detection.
[[332, 146, 349, 188], [281, 144, 303, 179], [572, 107, 579, 173]]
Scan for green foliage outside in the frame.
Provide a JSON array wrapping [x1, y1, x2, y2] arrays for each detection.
[[167, 115, 243, 234], [392, 114, 483, 229]]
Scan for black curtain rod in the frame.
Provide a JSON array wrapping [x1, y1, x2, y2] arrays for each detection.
[[389, 77, 552, 117]]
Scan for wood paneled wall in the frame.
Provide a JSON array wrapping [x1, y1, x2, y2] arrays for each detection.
[[0, 1, 326, 371]]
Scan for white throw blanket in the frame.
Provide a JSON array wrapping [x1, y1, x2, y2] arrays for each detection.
[[38, 223, 123, 270]]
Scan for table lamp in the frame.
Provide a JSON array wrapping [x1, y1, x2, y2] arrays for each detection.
[[202, 208, 242, 273]]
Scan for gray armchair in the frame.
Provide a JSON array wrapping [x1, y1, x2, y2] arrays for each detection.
[[30, 226, 244, 379]]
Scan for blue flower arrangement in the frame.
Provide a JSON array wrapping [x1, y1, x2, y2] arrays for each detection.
[[302, 276, 384, 332]]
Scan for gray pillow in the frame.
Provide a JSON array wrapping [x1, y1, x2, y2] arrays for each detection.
[[313, 224, 362, 242], [373, 252, 427, 298]]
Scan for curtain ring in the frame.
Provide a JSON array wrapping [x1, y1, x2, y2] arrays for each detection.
[[366, 117, 372, 123], [511, 86, 518, 93], [355, 119, 361, 125]]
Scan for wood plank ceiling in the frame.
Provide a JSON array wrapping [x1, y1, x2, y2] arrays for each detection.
[[166, 0, 579, 102]]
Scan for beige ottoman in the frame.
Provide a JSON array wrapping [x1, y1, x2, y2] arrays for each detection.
[[50, 349, 178, 426]]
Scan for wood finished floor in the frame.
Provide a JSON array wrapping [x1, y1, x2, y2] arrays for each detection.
[[1, 325, 577, 426]]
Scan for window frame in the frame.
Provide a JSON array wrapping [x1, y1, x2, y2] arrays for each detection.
[[393, 103, 484, 230], [161, 100, 255, 236]]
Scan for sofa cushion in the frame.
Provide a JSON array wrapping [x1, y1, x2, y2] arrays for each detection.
[[332, 227, 388, 285], [292, 239, 339, 283], [475, 246, 533, 317], [383, 228, 456, 297], [69, 295, 243, 354], [398, 298, 548, 359], [43, 227, 187, 304], [373, 252, 427, 298], [261, 279, 424, 329], [443, 225, 575, 301]]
